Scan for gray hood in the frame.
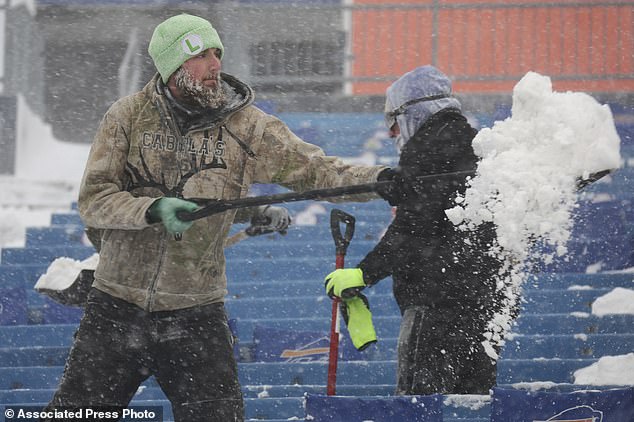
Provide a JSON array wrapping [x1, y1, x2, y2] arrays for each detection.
[[385, 65, 462, 146]]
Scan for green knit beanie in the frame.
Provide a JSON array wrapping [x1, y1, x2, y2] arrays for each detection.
[[148, 14, 224, 83]]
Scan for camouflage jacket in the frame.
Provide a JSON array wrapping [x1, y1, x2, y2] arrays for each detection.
[[78, 73, 385, 311]]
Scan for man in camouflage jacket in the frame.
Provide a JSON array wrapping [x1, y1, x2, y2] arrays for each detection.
[[45, 14, 385, 422]]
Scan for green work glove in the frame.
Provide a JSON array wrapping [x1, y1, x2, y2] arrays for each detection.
[[341, 294, 377, 351], [147, 197, 200, 234], [324, 268, 366, 299]]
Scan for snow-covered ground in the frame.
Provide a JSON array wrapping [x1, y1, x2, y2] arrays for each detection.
[[1, 73, 633, 387], [0, 96, 89, 248]]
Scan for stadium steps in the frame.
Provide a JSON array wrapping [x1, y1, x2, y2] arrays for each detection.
[[0, 367, 489, 421], [2, 333, 633, 368], [9, 283, 625, 328]]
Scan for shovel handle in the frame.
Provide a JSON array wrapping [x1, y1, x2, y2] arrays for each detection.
[[327, 209, 356, 396]]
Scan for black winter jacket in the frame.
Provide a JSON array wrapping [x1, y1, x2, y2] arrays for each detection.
[[358, 109, 501, 313]]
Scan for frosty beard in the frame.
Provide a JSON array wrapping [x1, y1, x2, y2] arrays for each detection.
[[173, 68, 226, 109]]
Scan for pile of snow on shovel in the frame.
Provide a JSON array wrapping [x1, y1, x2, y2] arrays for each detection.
[[445, 71, 622, 359]]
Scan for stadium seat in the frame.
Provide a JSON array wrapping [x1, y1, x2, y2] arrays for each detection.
[[0, 264, 48, 289], [25, 226, 86, 247], [1, 245, 95, 266], [490, 386, 634, 421], [304, 394, 443, 422], [0, 288, 28, 326]]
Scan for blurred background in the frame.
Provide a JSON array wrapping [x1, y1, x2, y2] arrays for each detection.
[[0, 0, 633, 172]]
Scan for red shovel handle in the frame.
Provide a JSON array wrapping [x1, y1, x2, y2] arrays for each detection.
[[327, 209, 355, 396], [327, 296, 341, 396]]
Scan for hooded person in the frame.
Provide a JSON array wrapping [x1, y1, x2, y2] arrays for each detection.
[[42, 13, 386, 422], [324, 65, 506, 395], [383, 65, 462, 154]]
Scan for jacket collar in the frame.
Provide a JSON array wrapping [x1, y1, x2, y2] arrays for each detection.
[[146, 72, 255, 135]]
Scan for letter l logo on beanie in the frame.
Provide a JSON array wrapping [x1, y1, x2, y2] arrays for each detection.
[[182, 34, 203, 55]]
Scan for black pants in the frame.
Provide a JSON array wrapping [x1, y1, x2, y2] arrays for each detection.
[[45, 289, 243, 421], [395, 306, 497, 396]]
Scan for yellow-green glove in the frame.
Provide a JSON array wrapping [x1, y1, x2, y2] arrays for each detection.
[[147, 197, 200, 234], [341, 294, 377, 351], [324, 268, 366, 299]]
